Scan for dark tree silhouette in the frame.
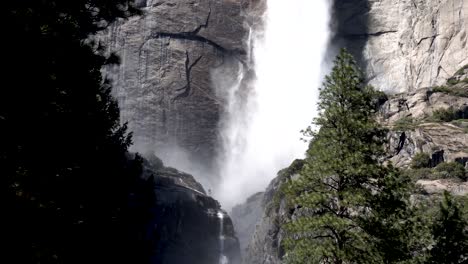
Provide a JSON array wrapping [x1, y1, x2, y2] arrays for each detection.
[[2, 1, 154, 263]]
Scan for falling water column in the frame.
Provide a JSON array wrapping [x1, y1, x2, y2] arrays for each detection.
[[216, 0, 331, 209], [217, 211, 229, 264]]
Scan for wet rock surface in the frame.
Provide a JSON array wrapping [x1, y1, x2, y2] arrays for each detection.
[[142, 155, 241, 264], [231, 192, 264, 258], [99, 0, 252, 176]]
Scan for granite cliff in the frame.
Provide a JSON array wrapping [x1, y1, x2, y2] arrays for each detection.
[[333, 0, 467, 93], [141, 154, 241, 264], [100, 0, 254, 179]]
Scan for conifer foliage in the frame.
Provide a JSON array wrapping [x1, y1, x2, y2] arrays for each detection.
[[2, 1, 153, 263], [284, 49, 412, 264], [428, 192, 468, 264]]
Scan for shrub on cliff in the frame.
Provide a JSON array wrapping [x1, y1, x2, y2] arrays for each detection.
[[434, 162, 467, 181], [411, 153, 432, 169], [432, 107, 458, 122]]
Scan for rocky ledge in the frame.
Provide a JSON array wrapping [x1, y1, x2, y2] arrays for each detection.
[[141, 155, 241, 264], [381, 66, 468, 168]]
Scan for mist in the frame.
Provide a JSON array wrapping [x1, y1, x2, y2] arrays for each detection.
[[215, 0, 331, 210]]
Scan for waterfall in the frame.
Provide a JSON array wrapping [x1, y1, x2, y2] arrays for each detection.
[[216, 0, 331, 209], [217, 211, 229, 264]]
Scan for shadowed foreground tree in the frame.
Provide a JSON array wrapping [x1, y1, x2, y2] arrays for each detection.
[[2, 1, 154, 263], [284, 49, 414, 264], [427, 192, 468, 264]]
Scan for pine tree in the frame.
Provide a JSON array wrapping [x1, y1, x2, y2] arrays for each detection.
[[427, 192, 468, 264], [2, 1, 153, 263], [284, 49, 412, 264]]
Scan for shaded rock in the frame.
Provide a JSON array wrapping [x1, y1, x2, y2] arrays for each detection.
[[99, 0, 253, 179], [387, 123, 468, 168], [142, 155, 241, 264], [231, 192, 264, 258], [334, 0, 468, 93], [242, 160, 305, 264]]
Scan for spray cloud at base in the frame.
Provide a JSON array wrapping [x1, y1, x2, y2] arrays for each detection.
[[213, 0, 332, 210]]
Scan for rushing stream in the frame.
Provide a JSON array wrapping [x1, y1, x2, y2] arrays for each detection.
[[216, 0, 331, 210]]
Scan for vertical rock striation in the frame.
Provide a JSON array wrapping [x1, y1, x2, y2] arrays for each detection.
[[100, 0, 251, 180], [333, 0, 468, 93]]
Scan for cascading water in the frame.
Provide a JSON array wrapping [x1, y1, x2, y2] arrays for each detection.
[[217, 211, 229, 264], [216, 0, 331, 209]]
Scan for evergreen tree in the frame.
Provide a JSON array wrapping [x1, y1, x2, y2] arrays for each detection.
[[284, 49, 412, 264], [2, 1, 153, 263], [427, 192, 468, 264]]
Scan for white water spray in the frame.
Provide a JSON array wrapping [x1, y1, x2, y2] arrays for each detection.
[[216, 0, 331, 209], [217, 211, 229, 264]]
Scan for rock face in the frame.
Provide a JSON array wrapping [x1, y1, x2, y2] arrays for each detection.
[[238, 160, 304, 264], [231, 192, 264, 257], [141, 155, 241, 264], [241, 180, 284, 264], [100, 0, 251, 179], [333, 0, 468, 93], [380, 69, 468, 168], [417, 179, 468, 195]]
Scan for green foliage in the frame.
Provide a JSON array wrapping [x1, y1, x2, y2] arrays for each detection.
[[267, 159, 305, 215], [411, 153, 432, 169], [283, 49, 414, 264], [447, 78, 460, 86], [454, 64, 468, 76], [393, 116, 418, 131], [2, 1, 154, 263], [432, 86, 468, 98], [403, 168, 435, 181], [432, 107, 458, 122], [427, 192, 468, 264], [373, 90, 389, 109], [444, 65, 468, 86], [404, 162, 467, 181], [434, 162, 467, 181]]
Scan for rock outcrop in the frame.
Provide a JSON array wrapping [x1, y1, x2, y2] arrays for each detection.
[[334, 0, 468, 93], [236, 160, 304, 264], [99, 0, 252, 178], [141, 155, 241, 264], [381, 68, 468, 168], [231, 192, 264, 258]]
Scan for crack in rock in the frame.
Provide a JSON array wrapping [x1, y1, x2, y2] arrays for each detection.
[[151, 31, 246, 57], [173, 51, 203, 101], [191, 6, 211, 35], [345, 30, 398, 39], [149, 7, 245, 58], [417, 35, 438, 46]]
